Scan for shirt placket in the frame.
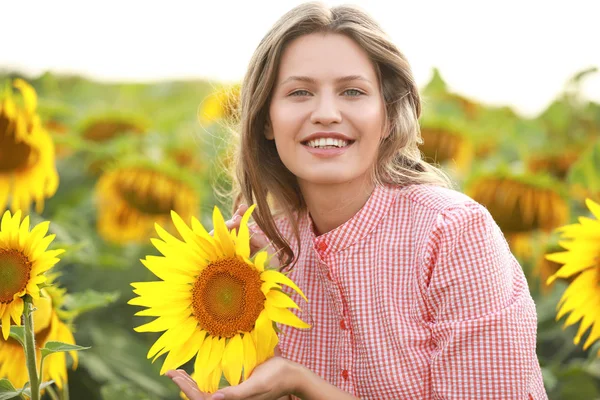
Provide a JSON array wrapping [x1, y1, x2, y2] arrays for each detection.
[[315, 240, 354, 394]]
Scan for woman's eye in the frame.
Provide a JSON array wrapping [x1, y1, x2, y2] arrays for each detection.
[[289, 90, 311, 97], [344, 89, 363, 97]]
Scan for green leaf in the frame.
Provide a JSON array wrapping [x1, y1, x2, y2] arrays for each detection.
[[0, 378, 23, 400], [41, 341, 90, 361], [8, 327, 25, 348]]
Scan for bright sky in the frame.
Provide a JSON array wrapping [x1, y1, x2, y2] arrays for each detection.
[[3, 0, 599, 117]]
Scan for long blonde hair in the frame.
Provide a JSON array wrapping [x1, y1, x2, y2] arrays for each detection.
[[228, 2, 452, 269]]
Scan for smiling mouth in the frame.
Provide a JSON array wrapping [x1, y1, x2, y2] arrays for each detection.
[[302, 138, 355, 149]]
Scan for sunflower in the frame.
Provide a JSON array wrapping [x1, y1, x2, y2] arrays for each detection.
[[0, 286, 78, 389], [546, 198, 600, 354], [0, 79, 59, 213], [129, 205, 310, 393], [467, 173, 569, 234], [198, 84, 241, 126], [96, 164, 199, 244], [80, 113, 147, 143], [466, 172, 569, 261], [527, 148, 583, 180], [419, 126, 473, 171], [0, 210, 64, 339]]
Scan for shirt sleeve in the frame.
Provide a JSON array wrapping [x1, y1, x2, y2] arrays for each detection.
[[422, 202, 548, 400]]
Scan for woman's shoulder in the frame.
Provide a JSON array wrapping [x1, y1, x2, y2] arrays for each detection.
[[391, 183, 484, 217]]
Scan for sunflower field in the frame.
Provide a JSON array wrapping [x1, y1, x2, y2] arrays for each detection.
[[0, 65, 599, 399]]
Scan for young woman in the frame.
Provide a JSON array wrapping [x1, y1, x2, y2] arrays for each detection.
[[167, 2, 548, 399]]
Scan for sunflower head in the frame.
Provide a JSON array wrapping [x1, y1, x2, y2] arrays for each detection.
[[545, 198, 600, 354], [95, 161, 200, 244], [79, 112, 147, 143], [129, 205, 310, 392], [0, 210, 64, 339], [0, 79, 59, 213], [466, 171, 570, 234], [418, 116, 475, 174], [527, 148, 583, 180]]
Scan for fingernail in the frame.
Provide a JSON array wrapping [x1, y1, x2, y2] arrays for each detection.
[[234, 215, 241, 221], [212, 393, 225, 400]]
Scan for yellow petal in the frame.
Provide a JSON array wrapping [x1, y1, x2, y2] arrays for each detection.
[[266, 305, 310, 329], [140, 258, 196, 284], [252, 310, 274, 364], [1, 310, 11, 340], [254, 251, 267, 273], [147, 317, 197, 359], [221, 334, 243, 386], [235, 204, 257, 259], [13, 78, 38, 116], [134, 314, 187, 333], [586, 198, 600, 220], [206, 336, 226, 376], [213, 207, 236, 257], [160, 329, 207, 375], [266, 290, 300, 310], [194, 335, 213, 376], [261, 270, 307, 302], [242, 333, 257, 380]]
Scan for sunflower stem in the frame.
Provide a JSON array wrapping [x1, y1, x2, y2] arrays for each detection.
[[23, 295, 41, 400]]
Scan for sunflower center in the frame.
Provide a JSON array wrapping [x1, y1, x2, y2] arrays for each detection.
[[83, 121, 143, 142], [0, 114, 37, 173], [0, 249, 32, 303], [116, 171, 176, 215], [192, 258, 265, 338]]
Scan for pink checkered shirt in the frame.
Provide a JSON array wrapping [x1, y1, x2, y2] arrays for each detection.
[[251, 183, 547, 400]]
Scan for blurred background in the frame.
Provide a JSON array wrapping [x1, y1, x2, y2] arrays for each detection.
[[1, 0, 599, 398]]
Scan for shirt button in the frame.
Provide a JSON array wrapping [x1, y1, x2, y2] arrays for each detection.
[[326, 271, 333, 281], [341, 369, 349, 380], [340, 320, 347, 330], [316, 241, 328, 253]]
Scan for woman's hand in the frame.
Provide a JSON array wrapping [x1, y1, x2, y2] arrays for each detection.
[[166, 353, 295, 400], [165, 369, 211, 400]]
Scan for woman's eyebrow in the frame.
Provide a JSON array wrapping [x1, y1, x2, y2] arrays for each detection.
[[279, 75, 372, 86]]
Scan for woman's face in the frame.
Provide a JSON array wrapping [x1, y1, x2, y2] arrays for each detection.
[[268, 32, 387, 187]]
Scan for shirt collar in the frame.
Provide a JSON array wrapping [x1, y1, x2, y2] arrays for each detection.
[[303, 183, 402, 256]]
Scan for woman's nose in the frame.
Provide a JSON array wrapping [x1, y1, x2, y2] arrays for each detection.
[[310, 93, 342, 126]]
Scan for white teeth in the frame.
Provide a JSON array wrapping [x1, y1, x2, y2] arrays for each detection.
[[306, 138, 350, 148]]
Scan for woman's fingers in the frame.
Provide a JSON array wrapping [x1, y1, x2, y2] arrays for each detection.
[[166, 370, 207, 400], [210, 204, 247, 235], [249, 230, 270, 252]]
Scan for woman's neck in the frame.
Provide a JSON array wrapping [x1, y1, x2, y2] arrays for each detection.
[[299, 176, 375, 236]]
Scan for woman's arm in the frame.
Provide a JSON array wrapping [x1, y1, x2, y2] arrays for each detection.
[[289, 361, 361, 400], [422, 202, 547, 399], [168, 356, 361, 400]]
